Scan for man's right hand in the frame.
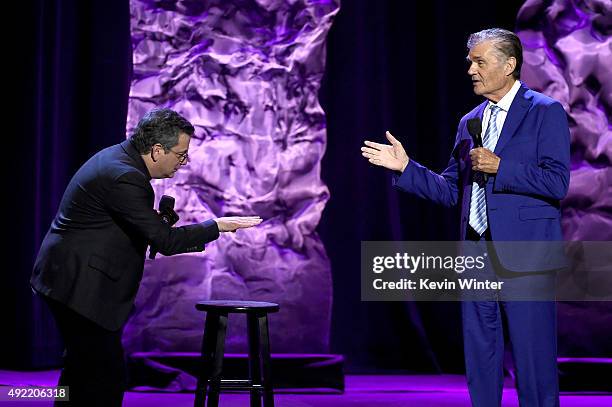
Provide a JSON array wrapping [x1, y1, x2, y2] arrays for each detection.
[[214, 216, 262, 232], [361, 131, 410, 172]]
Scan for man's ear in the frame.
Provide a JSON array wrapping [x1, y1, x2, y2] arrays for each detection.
[[505, 57, 517, 77], [151, 143, 164, 162]]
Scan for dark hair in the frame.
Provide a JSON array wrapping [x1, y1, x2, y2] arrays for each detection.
[[130, 108, 195, 154], [467, 28, 523, 79]]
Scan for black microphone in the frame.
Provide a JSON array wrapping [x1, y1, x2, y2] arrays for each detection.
[[158, 195, 178, 225], [467, 118, 488, 182], [149, 195, 179, 259], [467, 118, 482, 147]]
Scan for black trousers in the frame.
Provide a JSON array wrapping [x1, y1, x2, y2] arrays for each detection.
[[43, 296, 126, 407]]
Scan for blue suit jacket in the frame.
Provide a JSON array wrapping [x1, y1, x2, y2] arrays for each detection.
[[394, 83, 570, 271]]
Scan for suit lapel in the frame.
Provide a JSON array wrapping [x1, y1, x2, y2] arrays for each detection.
[[460, 101, 488, 186], [462, 101, 488, 146], [494, 85, 531, 155], [474, 102, 488, 143]]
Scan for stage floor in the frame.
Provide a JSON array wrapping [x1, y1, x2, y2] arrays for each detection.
[[1, 370, 610, 406]]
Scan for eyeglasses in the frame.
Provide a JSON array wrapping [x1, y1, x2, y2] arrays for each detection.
[[169, 148, 189, 164], [150, 145, 190, 164]]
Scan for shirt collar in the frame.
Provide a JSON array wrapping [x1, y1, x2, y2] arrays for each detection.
[[488, 80, 521, 112]]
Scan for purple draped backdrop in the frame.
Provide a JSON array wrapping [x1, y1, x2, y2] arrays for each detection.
[[516, 0, 612, 359], [123, 0, 340, 358], [10, 1, 610, 391], [517, 0, 611, 241]]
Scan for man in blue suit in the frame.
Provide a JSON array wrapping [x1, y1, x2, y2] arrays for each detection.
[[361, 28, 570, 406]]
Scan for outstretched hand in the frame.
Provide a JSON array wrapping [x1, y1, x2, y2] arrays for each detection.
[[215, 216, 262, 232], [361, 131, 410, 172]]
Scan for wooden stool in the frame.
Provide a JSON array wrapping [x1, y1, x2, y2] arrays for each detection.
[[194, 300, 280, 407]]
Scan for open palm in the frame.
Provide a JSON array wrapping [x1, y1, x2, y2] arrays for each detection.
[[215, 216, 262, 232], [361, 131, 409, 172]]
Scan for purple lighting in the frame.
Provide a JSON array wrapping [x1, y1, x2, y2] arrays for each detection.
[[516, 0, 612, 364], [516, 0, 612, 241], [1, 370, 610, 406], [123, 0, 340, 382]]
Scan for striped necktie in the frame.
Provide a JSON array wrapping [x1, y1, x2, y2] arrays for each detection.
[[468, 105, 501, 236]]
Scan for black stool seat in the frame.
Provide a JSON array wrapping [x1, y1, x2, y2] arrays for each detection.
[[194, 300, 279, 407], [195, 300, 279, 313]]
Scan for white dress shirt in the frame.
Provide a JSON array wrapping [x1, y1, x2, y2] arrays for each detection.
[[480, 79, 521, 150]]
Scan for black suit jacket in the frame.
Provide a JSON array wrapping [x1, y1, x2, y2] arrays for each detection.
[[31, 139, 219, 330]]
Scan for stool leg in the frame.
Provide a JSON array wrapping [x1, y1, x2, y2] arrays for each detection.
[[194, 312, 227, 407], [247, 313, 262, 407], [195, 313, 219, 407], [207, 313, 227, 407], [259, 315, 275, 407]]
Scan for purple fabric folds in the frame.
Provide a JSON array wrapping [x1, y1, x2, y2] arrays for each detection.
[[517, 0, 611, 241], [517, 0, 612, 359], [124, 0, 340, 356]]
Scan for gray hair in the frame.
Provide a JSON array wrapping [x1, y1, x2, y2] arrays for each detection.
[[130, 108, 195, 154], [467, 28, 523, 79]]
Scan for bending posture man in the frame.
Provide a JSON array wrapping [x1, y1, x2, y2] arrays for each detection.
[[31, 108, 262, 406], [362, 29, 570, 407]]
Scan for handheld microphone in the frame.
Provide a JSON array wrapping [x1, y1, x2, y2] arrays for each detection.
[[158, 195, 178, 225], [467, 118, 482, 147], [149, 195, 179, 259], [466, 118, 488, 182]]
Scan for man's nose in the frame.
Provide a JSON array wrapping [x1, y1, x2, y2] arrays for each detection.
[[467, 63, 477, 76]]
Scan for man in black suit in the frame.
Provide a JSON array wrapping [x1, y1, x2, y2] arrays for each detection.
[[31, 108, 262, 406]]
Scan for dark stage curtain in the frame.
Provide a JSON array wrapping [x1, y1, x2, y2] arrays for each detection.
[[4, 0, 132, 368]]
